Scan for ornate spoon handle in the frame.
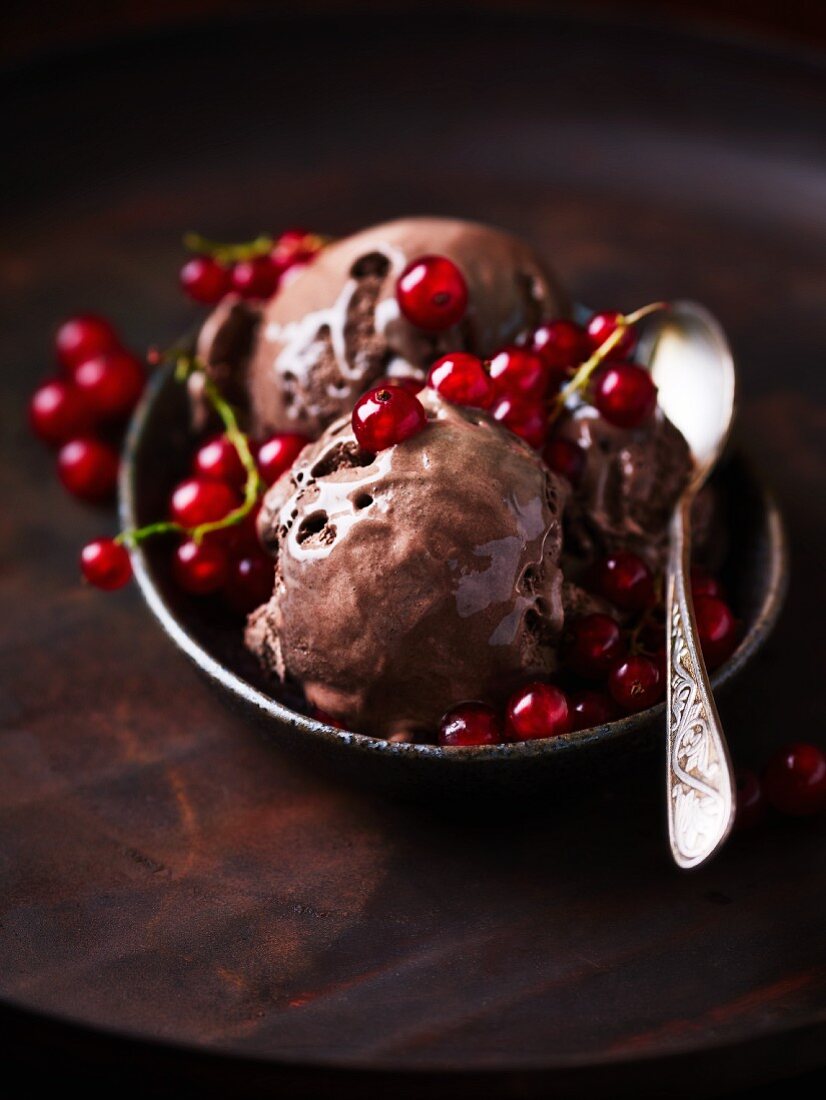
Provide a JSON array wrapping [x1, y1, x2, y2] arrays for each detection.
[[666, 494, 736, 868]]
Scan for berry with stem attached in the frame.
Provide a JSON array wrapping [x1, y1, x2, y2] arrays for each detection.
[[180, 256, 231, 304], [169, 477, 239, 529], [532, 319, 589, 380], [80, 538, 132, 590], [587, 311, 636, 359], [193, 435, 247, 489], [231, 256, 279, 300], [592, 362, 658, 429]]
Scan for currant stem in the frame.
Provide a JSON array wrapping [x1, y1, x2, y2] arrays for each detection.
[[119, 356, 263, 550], [548, 301, 670, 424], [183, 232, 274, 265]]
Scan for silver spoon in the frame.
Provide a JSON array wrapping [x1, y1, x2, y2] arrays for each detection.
[[640, 302, 737, 869]]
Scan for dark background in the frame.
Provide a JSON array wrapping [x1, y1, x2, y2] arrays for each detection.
[[2, 3, 825, 1098]]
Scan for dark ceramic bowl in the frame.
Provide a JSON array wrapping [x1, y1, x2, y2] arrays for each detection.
[[120, 364, 788, 796]]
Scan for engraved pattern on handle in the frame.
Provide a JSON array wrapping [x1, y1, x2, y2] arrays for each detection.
[[666, 497, 736, 868]]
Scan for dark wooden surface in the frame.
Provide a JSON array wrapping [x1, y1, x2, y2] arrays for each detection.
[[1, 10, 825, 1097]]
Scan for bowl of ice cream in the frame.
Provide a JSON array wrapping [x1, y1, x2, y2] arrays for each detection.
[[120, 217, 788, 794]]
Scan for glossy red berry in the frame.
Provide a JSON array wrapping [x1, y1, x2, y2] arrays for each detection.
[[257, 432, 310, 486], [396, 254, 468, 331], [568, 690, 617, 731], [29, 379, 93, 445], [543, 437, 586, 485], [691, 567, 725, 600], [55, 314, 120, 373], [231, 256, 278, 300], [531, 319, 589, 379], [694, 595, 738, 669], [505, 682, 569, 741], [734, 769, 766, 831], [352, 386, 427, 451], [439, 702, 502, 747], [169, 477, 238, 529], [592, 551, 655, 612], [57, 438, 119, 501], [80, 538, 132, 590], [608, 655, 663, 713], [592, 362, 657, 429], [224, 552, 274, 614], [487, 347, 548, 400], [428, 352, 493, 408], [586, 310, 636, 359], [74, 351, 145, 421], [271, 228, 319, 275], [179, 256, 231, 304], [491, 394, 547, 449], [193, 435, 246, 488], [173, 539, 229, 595], [565, 613, 625, 679], [763, 743, 826, 817]]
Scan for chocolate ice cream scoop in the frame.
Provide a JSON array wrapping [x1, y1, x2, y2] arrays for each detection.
[[554, 402, 693, 568], [246, 390, 568, 739], [197, 217, 566, 440]]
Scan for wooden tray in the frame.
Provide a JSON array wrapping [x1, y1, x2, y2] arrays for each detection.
[[2, 10, 824, 1097]]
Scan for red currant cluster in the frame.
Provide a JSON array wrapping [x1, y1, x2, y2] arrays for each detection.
[[438, 556, 739, 747], [29, 315, 147, 503], [77, 356, 310, 602], [348, 255, 662, 455], [179, 228, 324, 305]]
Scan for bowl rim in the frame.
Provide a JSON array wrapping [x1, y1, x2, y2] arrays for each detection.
[[120, 363, 790, 764]]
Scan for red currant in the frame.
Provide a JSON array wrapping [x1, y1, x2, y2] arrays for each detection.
[[312, 707, 345, 730], [427, 352, 493, 408], [352, 386, 427, 451], [224, 552, 274, 614], [439, 702, 502, 747], [531, 319, 589, 379], [29, 379, 93, 445], [271, 228, 319, 275], [80, 538, 132, 590], [691, 567, 725, 600], [586, 311, 636, 359], [57, 438, 119, 501], [74, 351, 145, 421], [179, 256, 231, 304], [565, 613, 625, 679], [543, 437, 585, 485], [505, 682, 569, 741], [173, 539, 229, 595], [568, 689, 617, 731], [491, 394, 547, 449], [169, 477, 238, 529], [396, 254, 468, 331], [487, 347, 548, 400], [608, 655, 663, 713], [763, 743, 826, 817], [193, 435, 246, 488], [592, 551, 655, 612], [592, 362, 657, 429], [694, 595, 738, 669], [734, 769, 766, 830], [231, 256, 279, 300], [257, 432, 310, 486], [55, 314, 120, 373]]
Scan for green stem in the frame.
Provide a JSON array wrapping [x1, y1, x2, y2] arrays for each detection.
[[549, 301, 670, 425], [121, 355, 263, 549], [183, 231, 274, 265]]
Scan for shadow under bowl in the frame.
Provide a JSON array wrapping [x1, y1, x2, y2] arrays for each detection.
[[120, 365, 788, 798]]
